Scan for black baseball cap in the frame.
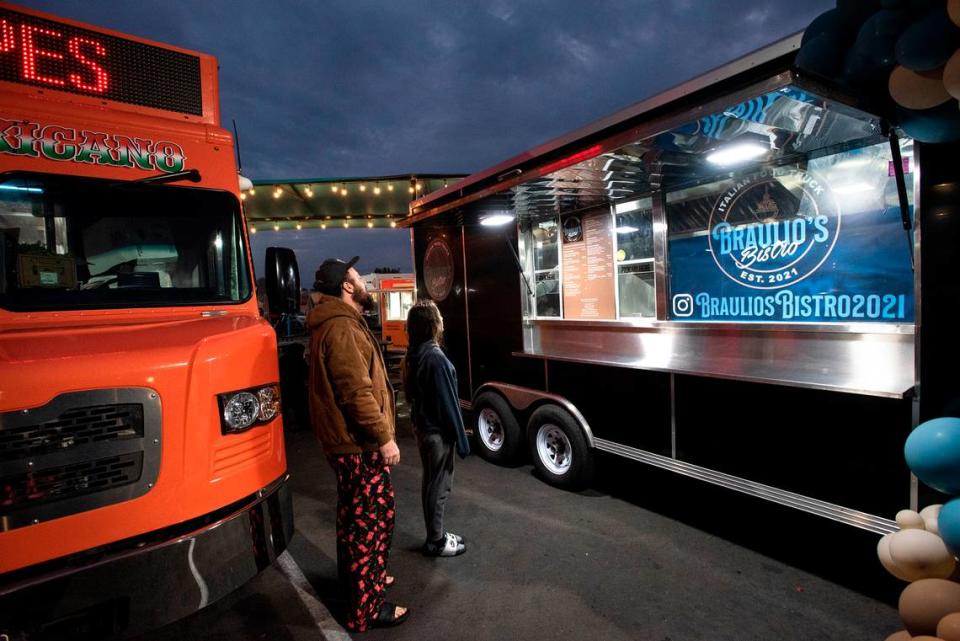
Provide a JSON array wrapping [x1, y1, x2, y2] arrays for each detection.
[[313, 256, 360, 295]]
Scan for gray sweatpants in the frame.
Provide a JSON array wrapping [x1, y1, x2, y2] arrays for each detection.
[[415, 431, 456, 543]]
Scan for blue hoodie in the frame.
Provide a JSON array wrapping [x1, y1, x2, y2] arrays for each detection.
[[407, 341, 470, 458]]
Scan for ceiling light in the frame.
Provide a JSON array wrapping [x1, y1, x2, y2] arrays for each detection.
[[615, 200, 641, 214], [706, 141, 769, 166], [480, 213, 515, 227]]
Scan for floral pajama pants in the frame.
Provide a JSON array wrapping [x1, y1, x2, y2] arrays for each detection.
[[327, 450, 396, 632]]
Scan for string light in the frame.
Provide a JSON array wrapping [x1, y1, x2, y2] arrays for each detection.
[[343, 221, 349, 228], [250, 226, 257, 233], [341, 184, 348, 196], [374, 183, 381, 195], [390, 221, 397, 228], [415, 182, 422, 191], [273, 224, 280, 231], [359, 184, 366, 192], [296, 223, 302, 230], [367, 221, 374, 228], [346, 215, 352, 219], [321, 223, 327, 229], [331, 185, 338, 192], [273, 189, 281, 199], [304, 187, 314, 197], [387, 184, 394, 191], [240, 193, 247, 200], [249, 187, 255, 195], [408, 186, 415, 194]]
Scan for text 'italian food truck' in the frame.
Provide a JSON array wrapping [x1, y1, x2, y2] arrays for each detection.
[[0, 3, 293, 638]]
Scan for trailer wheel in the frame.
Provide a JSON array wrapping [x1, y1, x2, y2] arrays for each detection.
[[527, 405, 593, 490], [473, 392, 523, 464]]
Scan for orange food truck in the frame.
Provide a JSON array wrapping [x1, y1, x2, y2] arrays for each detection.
[[364, 273, 415, 349], [0, 3, 294, 638]]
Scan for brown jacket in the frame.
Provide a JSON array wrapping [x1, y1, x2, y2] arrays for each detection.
[[307, 294, 395, 454]]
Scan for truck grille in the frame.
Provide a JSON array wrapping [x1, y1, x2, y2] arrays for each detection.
[[0, 389, 161, 531], [0, 404, 143, 463]]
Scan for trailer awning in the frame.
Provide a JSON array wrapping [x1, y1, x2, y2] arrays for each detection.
[[243, 174, 464, 231]]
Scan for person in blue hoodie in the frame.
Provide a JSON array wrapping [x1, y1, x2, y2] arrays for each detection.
[[402, 299, 470, 557]]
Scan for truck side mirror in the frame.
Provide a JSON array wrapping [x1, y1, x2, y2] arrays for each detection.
[[265, 247, 301, 315]]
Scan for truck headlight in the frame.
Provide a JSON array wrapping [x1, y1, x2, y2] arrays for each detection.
[[218, 384, 281, 434]]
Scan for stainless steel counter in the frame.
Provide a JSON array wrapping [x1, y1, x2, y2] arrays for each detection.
[[519, 319, 915, 399]]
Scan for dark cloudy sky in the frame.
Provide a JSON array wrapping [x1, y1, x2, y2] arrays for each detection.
[[29, 0, 831, 274]]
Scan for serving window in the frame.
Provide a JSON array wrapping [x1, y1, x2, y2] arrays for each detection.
[[516, 83, 916, 328]]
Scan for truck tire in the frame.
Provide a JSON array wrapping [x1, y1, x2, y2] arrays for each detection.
[[472, 391, 523, 464], [527, 405, 594, 490]]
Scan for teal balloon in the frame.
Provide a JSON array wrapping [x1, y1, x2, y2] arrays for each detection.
[[836, 0, 882, 26], [905, 416, 960, 492], [797, 35, 847, 79], [803, 9, 854, 46], [897, 103, 960, 144], [896, 8, 960, 71], [938, 499, 960, 556]]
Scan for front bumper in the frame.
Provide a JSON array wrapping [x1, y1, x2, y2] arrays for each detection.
[[0, 474, 293, 641]]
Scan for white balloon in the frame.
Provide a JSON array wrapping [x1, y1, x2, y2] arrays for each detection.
[[921, 505, 944, 520], [889, 528, 957, 581], [898, 509, 926, 530], [879, 533, 912, 582]]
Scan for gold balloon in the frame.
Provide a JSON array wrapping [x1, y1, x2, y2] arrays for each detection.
[[900, 578, 960, 636], [950, 0, 960, 28], [889, 65, 952, 111], [944, 50, 960, 102], [939, 611, 960, 641]]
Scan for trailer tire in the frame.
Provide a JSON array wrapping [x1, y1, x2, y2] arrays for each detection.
[[472, 392, 523, 464], [527, 405, 593, 490]]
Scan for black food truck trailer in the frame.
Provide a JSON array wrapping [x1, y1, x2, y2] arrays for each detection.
[[402, 33, 960, 536]]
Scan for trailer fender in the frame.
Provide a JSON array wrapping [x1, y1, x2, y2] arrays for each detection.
[[470, 382, 596, 448]]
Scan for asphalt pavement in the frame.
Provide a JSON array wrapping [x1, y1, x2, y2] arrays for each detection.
[[138, 413, 904, 641]]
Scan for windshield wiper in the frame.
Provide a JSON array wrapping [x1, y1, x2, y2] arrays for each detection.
[[133, 169, 201, 185]]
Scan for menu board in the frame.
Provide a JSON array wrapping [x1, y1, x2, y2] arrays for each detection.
[[561, 211, 615, 319]]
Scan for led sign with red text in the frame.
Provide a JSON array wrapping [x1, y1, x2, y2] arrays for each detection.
[[0, 6, 202, 115]]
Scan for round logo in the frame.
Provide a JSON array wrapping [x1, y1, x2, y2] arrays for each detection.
[[707, 169, 841, 290], [423, 238, 454, 301]]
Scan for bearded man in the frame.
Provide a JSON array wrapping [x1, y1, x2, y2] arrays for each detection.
[[306, 256, 408, 631]]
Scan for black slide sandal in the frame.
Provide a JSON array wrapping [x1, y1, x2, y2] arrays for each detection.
[[373, 601, 409, 628]]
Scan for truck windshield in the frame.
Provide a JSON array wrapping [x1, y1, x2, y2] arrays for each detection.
[[0, 173, 251, 311]]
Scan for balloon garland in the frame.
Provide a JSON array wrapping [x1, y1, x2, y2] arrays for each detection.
[[877, 417, 960, 639], [797, 0, 960, 143]]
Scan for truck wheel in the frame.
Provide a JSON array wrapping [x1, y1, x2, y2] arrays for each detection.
[[473, 392, 523, 464], [527, 405, 593, 490]]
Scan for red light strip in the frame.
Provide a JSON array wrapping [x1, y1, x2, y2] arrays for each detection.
[[68, 37, 108, 92], [538, 144, 603, 176]]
